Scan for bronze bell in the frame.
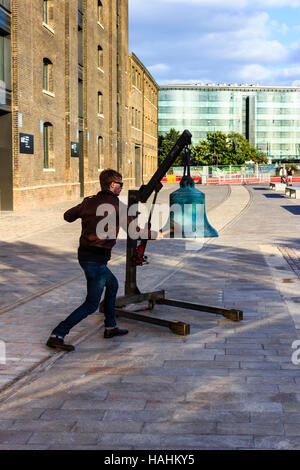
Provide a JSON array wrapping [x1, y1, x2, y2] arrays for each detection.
[[169, 175, 218, 239]]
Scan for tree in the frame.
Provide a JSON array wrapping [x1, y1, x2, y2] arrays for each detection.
[[158, 128, 184, 166], [190, 141, 211, 165], [192, 131, 230, 165], [191, 131, 268, 166], [207, 131, 229, 165], [227, 132, 268, 164], [159, 129, 268, 168]]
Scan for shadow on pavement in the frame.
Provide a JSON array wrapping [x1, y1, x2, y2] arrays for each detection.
[[281, 206, 300, 216]]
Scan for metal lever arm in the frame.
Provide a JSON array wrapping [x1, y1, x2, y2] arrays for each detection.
[[137, 129, 192, 203]]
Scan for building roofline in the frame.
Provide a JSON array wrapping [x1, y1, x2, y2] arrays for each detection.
[[130, 52, 159, 89], [159, 84, 300, 91]]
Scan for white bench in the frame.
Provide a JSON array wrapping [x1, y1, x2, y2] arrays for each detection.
[[269, 182, 286, 191], [285, 187, 300, 199]]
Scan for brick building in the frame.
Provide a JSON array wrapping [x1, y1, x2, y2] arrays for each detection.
[[0, 0, 158, 211], [129, 53, 159, 187]]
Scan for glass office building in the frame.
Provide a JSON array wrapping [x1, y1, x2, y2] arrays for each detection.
[[158, 84, 300, 160]]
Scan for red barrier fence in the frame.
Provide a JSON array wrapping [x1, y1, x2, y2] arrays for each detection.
[[162, 176, 300, 185]]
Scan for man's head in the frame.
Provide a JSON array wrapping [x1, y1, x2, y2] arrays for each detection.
[[100, 169, 123, 196]]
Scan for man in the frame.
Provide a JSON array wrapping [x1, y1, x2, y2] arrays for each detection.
[[46, 169, 129, 352], [279, 166, 287, 184]]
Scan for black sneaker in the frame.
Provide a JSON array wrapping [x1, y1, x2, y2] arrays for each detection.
[[104, 327, 129, 339], [46, 336, 75, 352]]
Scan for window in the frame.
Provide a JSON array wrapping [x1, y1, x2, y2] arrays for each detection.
[[78, 79, 83, 118], [98, 45, 103, 69], [0, 1, 11, 11], [43, 122, 54, 169], [98, 136, 103, 169], [43, 58, 53, 93], [0, 33, 11, 91], [0, 36, 4, 82], [78, 7, 83, 66], [43, 0, 48, 23], [98, 92, 103, 115], [78, 28, 83, 66], [78, 10, 83, 31], [98, 1, 103, 25], [43, 0, 53, 28]]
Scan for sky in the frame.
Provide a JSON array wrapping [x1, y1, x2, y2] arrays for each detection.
[[128, 0, 300, 86]]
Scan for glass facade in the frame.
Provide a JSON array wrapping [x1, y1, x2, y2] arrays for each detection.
[[159, 85, 300, 160]]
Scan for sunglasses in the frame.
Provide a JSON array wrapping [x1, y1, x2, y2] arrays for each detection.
[[113, 181, 123, 188]]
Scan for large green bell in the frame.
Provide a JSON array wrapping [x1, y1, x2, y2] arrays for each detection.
[[169, 176, 218, 239]]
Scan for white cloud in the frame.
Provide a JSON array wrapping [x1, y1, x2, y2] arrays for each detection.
[[148, 64, 170, 74], [238, 65, 273, 81], [237, 64, 300, 84], [129, 0, 300, 86], [270, 20, 290, 35]]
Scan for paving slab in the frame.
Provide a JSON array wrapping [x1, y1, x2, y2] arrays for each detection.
[[0, 183, 299, 449]]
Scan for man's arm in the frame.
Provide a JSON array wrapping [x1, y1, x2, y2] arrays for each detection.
[[63, 201, 84, 222]]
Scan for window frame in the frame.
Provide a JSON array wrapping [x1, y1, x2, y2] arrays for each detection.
[[43, 122, 54, 169], [97, 0, 103, 26], [98, 45, 103, 70], [97, 136, 103, 170], [42, 58, 53, 92], [0, 35, 4, 83], [98, 91, 104, 116], [42, 0, 54, 31], [43, 0, 48, 24]]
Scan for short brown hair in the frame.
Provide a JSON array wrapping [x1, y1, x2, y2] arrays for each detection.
[[100, 169, 122, 190]]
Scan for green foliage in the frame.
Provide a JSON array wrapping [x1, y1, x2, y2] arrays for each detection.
[[227, 132, 268, 164], [158, 129, 268, 166], [158, 128, 185, 166], [190, 141, 210, 165]]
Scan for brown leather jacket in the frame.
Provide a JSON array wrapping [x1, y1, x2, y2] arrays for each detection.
[[64, 190, 155, 263], [64, 190, 121, 261]]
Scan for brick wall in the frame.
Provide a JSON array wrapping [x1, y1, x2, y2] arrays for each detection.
[[129, 53, 158, 187], [11, 0, 130, 210]]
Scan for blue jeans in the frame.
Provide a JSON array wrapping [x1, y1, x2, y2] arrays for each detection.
[[52, 261, 118, 338]]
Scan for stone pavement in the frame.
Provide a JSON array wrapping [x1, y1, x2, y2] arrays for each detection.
[[0, 184, 229, 391], [0, 183, 299, 449]]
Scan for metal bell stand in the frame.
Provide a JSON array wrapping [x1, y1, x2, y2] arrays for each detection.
[[100, 130, 243, 336]]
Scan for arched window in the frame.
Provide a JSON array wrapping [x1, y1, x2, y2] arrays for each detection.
[[98, 92, 103, 115], [98, 136, 103, 169], [98, 1, 103, 25], [43, 122, 54, 169], [98, 45, 103, 70], [43, 58, 53, 92]]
